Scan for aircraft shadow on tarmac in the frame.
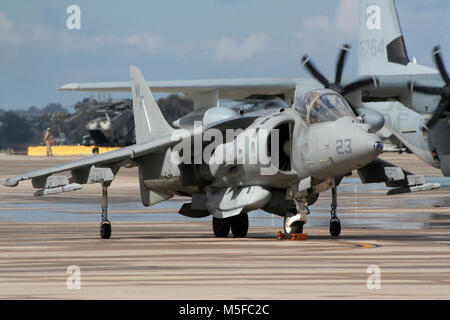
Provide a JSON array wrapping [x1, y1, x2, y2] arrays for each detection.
[[112, 231, 449, 243]]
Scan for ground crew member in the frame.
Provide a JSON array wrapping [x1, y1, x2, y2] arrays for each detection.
[[44, 128, 53, 156]]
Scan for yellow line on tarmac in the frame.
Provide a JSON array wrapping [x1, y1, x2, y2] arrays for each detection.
[[333, 241, 381, 249], [28, 145, 120, 156]]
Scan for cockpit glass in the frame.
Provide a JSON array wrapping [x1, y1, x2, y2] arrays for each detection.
[[293, 91, 320, 122], [294, 90, 355, 124]]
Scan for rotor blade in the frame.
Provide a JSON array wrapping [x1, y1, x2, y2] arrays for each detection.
[[433, 46, 450, 85], [302, 55, 330, 87], [410, 82, 445, 96], [426, 98, 448, 130], [335, 44, 350, 85], [343, 77, 378, 95]]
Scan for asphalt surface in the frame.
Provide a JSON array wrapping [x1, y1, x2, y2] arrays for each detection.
[[0, 153, 449, 299]]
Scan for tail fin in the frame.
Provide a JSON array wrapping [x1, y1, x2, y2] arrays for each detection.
[[130, 66, 173, 143], [358, 0, 437, 76]]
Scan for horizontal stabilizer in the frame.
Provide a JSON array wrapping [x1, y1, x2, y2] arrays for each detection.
[[387, 183, 441, 195], [358, 158, 440, 195]]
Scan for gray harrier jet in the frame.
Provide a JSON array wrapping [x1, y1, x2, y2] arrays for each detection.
[[60, 0, 450, 177], [2, 63, 437, 239]]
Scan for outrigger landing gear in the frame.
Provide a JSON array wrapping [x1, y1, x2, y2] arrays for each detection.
[[100, 185, 111, 239], [284, 191, 309, 235], [329, 186, 341, 237]]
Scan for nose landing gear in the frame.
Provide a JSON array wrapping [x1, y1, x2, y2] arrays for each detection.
[[284, 191, 309, 236], [329, 186, 341, 237], [284, 215, 305, 235]]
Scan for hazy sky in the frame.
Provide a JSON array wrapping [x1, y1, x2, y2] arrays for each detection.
[[0, 0, 449, 110]]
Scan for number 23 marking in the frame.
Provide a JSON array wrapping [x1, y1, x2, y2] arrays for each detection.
[[336, 139, 352, 154]]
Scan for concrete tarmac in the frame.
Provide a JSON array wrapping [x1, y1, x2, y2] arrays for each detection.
[[0, 154, 449, 299]]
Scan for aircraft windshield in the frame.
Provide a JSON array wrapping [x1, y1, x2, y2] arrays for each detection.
[[294, 90, 355, 124]]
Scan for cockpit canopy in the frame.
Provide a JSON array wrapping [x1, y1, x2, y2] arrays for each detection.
[[293, 89, 356, 124]]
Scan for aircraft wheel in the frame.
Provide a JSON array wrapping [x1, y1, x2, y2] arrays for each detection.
[[284, 216, 304, 235], [329, 219, 341, 237], [212, 217, 231, 238], [231, 213, 249, 238], [100, 221, 112, 239]]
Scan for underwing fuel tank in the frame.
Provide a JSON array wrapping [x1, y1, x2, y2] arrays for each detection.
[[34, 183, 83, 197]]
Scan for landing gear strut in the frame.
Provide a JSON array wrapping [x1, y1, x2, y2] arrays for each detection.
[[100, 185, 111, 239], [284, 191, 309, 235], [329, 186, 341, 237], [283, 216, 304, 235]]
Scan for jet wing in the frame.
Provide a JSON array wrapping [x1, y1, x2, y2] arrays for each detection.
[[1, 112, 259, 190], [59, 78, 300, 98], [59, 74, 444, 102], [1, 134, 177, 188]]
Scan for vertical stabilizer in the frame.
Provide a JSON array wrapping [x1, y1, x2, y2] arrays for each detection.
[[359, 0, 437, 75], [130, 66, 173, 143]]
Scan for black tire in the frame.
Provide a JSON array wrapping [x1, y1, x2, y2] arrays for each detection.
[[283, 216, 304, 235], [330, 219, 341, 237], [100, 222, 111, 239], [212, 217, 231, 238], [231, 213, 249, 238]]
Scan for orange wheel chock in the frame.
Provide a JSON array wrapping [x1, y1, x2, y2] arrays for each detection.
[[276, 231, 308, 241], [290, 233, 308, 240], [276, 231, 285, 240]]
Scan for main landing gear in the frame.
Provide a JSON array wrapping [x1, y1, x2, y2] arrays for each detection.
[[100, 185, 112, 239], [212, 212, 249, 238]]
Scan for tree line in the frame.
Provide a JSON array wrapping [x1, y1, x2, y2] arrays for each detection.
[[0, 94, 193, 151]]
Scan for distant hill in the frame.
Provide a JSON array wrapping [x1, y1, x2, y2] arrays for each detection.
[[13, 103, 69, 119]]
